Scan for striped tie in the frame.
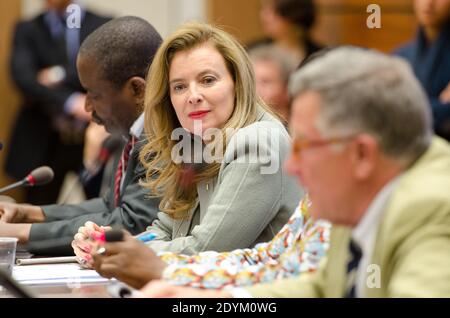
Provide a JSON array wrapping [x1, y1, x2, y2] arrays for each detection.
[[114, 135, 136, 206], [345, 239, 362, 298]]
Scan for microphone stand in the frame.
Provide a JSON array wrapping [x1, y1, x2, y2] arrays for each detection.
[[0, 180, 27, 195]]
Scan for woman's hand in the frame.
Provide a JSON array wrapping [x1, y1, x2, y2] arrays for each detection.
[[91, 231, 167, 289], [72, 221, 111, 268]]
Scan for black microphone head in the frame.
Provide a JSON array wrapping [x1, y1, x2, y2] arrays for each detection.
[[103, 135, 123, 152], [27, 166, 54, 186], [104, 230, 124, 242], [97, 135, 123, 164]]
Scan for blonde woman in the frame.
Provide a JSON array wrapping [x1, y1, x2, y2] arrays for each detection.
[[73, 23, 302, 272]]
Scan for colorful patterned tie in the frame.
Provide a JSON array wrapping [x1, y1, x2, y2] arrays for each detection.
[[345, 239, 362, 298], [114, 135, 136, 206]]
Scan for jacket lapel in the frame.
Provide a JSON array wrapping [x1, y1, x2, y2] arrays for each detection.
[[197, 177, 217, 223], [172, 199, 199, 238], [171, 177, 217, 238], [325, 227, 352, 297]]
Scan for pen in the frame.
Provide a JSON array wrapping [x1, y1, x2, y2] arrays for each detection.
[[94, 230, 157, 255], [136, 233, 157, 243], [93, 231, 157, 243]]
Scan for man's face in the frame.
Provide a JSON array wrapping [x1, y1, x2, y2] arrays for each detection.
[[259, 2, 293, 39], [253, 59, 290, 117], [77, 56, 140, 135], [414, 0, 450, 28], [284, 91, 356, 224]]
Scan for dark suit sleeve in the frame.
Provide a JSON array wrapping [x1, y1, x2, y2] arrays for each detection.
[[430, 97, 450, 138], [10, 22, 77, 117], [27, 167, 160, 255]]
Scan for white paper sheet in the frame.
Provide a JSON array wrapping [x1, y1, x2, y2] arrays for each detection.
[[12, 263, 109, 286]]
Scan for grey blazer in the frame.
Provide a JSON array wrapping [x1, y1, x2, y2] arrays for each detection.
[[144, 112, 303, 254], [27, 138, 160, 255]]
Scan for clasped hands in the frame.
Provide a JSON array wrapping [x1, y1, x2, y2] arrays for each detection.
[[72, 221, 166, 289]]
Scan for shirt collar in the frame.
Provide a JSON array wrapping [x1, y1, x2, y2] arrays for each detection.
[[352, 176, 401, 252], [129, 113, 145, 139]]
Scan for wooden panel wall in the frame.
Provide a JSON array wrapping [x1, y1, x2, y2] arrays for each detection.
[[0, 1, 24, 202], [207, 0, 418, 52]]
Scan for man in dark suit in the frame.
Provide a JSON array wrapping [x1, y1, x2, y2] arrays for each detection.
[[395, 0, 450, 141], [4, 0, 110, 205], [0, 16, 163, 256]]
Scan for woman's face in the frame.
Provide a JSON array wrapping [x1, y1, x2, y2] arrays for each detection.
[[259, 2, 292, 39], [414, 0, 450, 28], [169, 43, 236, 136]]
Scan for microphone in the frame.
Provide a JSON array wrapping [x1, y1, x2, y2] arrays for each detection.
[[0, 166, 54, 195], [79, 135, 122, 185]]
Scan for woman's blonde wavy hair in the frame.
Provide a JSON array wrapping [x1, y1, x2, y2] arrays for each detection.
[[140, 22, 273, 219]]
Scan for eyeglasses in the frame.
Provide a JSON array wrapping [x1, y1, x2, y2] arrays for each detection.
[[291, 135, 356, 158]]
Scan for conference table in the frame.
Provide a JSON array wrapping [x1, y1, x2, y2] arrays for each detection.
[[0, 261, 112, 298], [0, 281, 110, 298]]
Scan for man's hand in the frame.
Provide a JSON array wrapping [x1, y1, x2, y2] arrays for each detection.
[[139, 280, 232, 298], [69, 94, 91, 122], [37, 66, 65, 88], [0, 223, 32, 244], [0, 202, 45, 223], [91, 231, 167, 289], [83, 122, 110, 174], [439, 82, 450, 104]]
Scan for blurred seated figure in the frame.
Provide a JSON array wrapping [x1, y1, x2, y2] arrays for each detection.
[[81, 123, 121, 199], [395, 0, 450, 140], [249, 44, 297, 122], [4, 0, 110, 204], [249, 0, 322, 66]]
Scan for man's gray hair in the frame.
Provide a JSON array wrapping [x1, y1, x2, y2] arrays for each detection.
[[249, 44, 298, 83], [289, 46, 433, 164]]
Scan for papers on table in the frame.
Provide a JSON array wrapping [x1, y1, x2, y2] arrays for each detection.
[[12, 263, 109, 286]]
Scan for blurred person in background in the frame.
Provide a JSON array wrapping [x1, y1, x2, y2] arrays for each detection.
[[249, 44, 298, 122], [0, 16, 162, 256], [396, 0, 450, 140], [4, 0, 110, 204], [249, 0, 322, 66]]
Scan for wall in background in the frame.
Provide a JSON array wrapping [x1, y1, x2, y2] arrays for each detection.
[[206, 0, 417, 52], [21, 0, 206, 37], [313, 0, 417, 52], [0, 1, 24, 201]]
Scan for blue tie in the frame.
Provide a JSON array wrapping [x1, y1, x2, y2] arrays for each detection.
[[345, 239, 362, 298]]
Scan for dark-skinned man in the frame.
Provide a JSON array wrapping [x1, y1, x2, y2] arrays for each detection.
[[0, 16, 162, 256]]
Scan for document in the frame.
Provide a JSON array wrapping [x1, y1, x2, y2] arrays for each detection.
[[12, 263, 109, 286]]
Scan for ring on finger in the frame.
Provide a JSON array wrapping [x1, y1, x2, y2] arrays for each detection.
[[97, 246, 106, 255]]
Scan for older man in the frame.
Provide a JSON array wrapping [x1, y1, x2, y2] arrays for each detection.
[[141, 47, 450, 298]]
